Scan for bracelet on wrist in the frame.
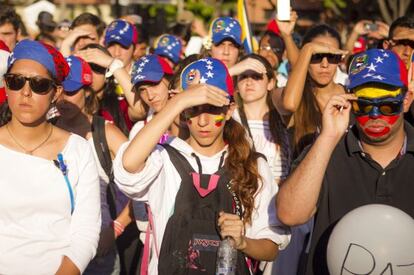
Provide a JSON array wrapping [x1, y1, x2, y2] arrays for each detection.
[[112, 220, 125, 237]]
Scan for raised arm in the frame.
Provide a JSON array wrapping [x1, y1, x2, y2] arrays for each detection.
[[277, 11, 300, 66], [277, 94, 355, 226], [75, 48, 147, 121], [282, 43, 347, 113], [122, 84, 230, 173], [60, 29, 96, 57]]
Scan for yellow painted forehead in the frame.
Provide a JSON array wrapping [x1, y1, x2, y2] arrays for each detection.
[[353, 85, 402, 99]]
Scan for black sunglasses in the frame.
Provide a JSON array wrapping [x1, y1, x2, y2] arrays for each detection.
[[89, 63, 106, 75], [4, 73, 56, 95], [392, 39, 414, 49], [351, 95, 404, 116], [237, 72, 264, 82], [310, 53, 342, 64]]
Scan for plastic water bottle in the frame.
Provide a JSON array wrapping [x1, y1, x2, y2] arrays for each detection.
[[215, 236, 237, 275]]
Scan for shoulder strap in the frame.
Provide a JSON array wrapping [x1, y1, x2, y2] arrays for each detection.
[[238, 108, 257, 152], [92, 115, 113, 180], [92, 115, 117, 219], [160, 143, 195, 179]]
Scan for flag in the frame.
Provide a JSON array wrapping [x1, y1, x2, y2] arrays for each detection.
[[237, 0, 254, 54]]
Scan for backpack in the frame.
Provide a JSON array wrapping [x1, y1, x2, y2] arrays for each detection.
[[158, 144, 250, 275]]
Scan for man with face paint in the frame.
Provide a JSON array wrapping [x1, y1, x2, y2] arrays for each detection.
[[277, 49, 414, 275]]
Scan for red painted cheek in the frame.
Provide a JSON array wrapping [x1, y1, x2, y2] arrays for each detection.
[[214, 121, 223, 127], [379, 115, 399, 125], [356, 115, 369, 126]]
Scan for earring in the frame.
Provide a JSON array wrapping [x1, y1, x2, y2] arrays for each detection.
[[46, 101, 60, 123]]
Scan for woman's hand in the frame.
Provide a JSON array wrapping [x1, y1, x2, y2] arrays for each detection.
[[229, 57, 266, 76], [368, 21, 389, 40], [176, 83, 230, 110], [277, 10, 298, 38], [75, 48, 114, 68], [217, 212, 247, 250], [352, 20, 371, 36], [305, 41, 348, 56]]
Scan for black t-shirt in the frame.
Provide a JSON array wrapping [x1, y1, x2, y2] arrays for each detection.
[[292, 123, 414, 275]]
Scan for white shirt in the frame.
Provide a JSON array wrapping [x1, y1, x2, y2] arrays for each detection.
[[233, 110, 290, 182], [0, 134, 101, 274], [114, 137, 291, 275]]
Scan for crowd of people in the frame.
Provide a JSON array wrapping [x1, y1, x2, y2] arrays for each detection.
[[0, 4, 413, 275]]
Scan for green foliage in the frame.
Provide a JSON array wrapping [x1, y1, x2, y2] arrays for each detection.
[[324, 0, 347, 9], [185, 0, 215, 21], [148, 4, 177, 18]]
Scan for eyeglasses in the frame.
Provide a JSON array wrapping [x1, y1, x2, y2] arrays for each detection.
[[310, 53, 342, 64], [237, 72, 264, 82], [351, 95, 404, 116], [391, 39, 414, 49], [4, 73, 56, 95], [186, 104, 228, 118], [90, 63, 106, 75]]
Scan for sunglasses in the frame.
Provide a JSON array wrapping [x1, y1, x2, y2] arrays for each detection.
[[4, 73, 56, 95], [237, 72, 264, 82], [392, 39, 414, 49], [90, 63, 106, 75], [351, 95, 404, 116], [310, 53, 342, 64], [185, 104, 228, 118], [259, 45, 283, 54]]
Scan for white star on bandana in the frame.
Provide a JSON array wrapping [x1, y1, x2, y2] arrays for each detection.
[[206, 71, 214, 78], [367, 63, 377, 72], [200, 76, 207, 84], [375, 56, 383, 63], [372, 75, 385, 80]]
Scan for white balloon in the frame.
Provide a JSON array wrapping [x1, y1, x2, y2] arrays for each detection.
[[327, 204, 414, 275]]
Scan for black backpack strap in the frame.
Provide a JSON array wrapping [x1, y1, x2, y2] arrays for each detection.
[[92, 115, 117, 220], [159, 143, 195, 180]]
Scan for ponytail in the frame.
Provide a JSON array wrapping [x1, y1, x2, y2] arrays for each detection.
[[224, 118, 261, 224]]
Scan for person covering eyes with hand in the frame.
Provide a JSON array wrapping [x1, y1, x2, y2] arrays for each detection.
[[113, 57, 290, 275]]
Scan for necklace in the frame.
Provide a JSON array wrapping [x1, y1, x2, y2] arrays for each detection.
[[6, 124, 54, 155]]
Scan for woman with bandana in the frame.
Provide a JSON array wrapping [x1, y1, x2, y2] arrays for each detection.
[[113, 57, 290, 274], [56, 55, 132, 275], [0, 40, 100, 274]]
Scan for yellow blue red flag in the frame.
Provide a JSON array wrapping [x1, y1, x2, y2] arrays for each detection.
[[237, 0, 254, 53]]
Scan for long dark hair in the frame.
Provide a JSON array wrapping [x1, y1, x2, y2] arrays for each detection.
[[236, 54, 290, 157], [81, 43, 129, 135], [293, 24, 341, 155]]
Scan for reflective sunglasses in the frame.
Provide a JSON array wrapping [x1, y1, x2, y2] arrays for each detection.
[[259, 45, 283, 54], [351, 95, 404, 116], [4, 73, 56, 95], [310, 53, 342, 64], [392, 39, 414, 49], [90, 63, 106, 75], [237, 72, 264, 82]]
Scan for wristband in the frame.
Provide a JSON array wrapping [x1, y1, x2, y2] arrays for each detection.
[[106, 58, 124, 78], [112, 220, 125, 237]]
